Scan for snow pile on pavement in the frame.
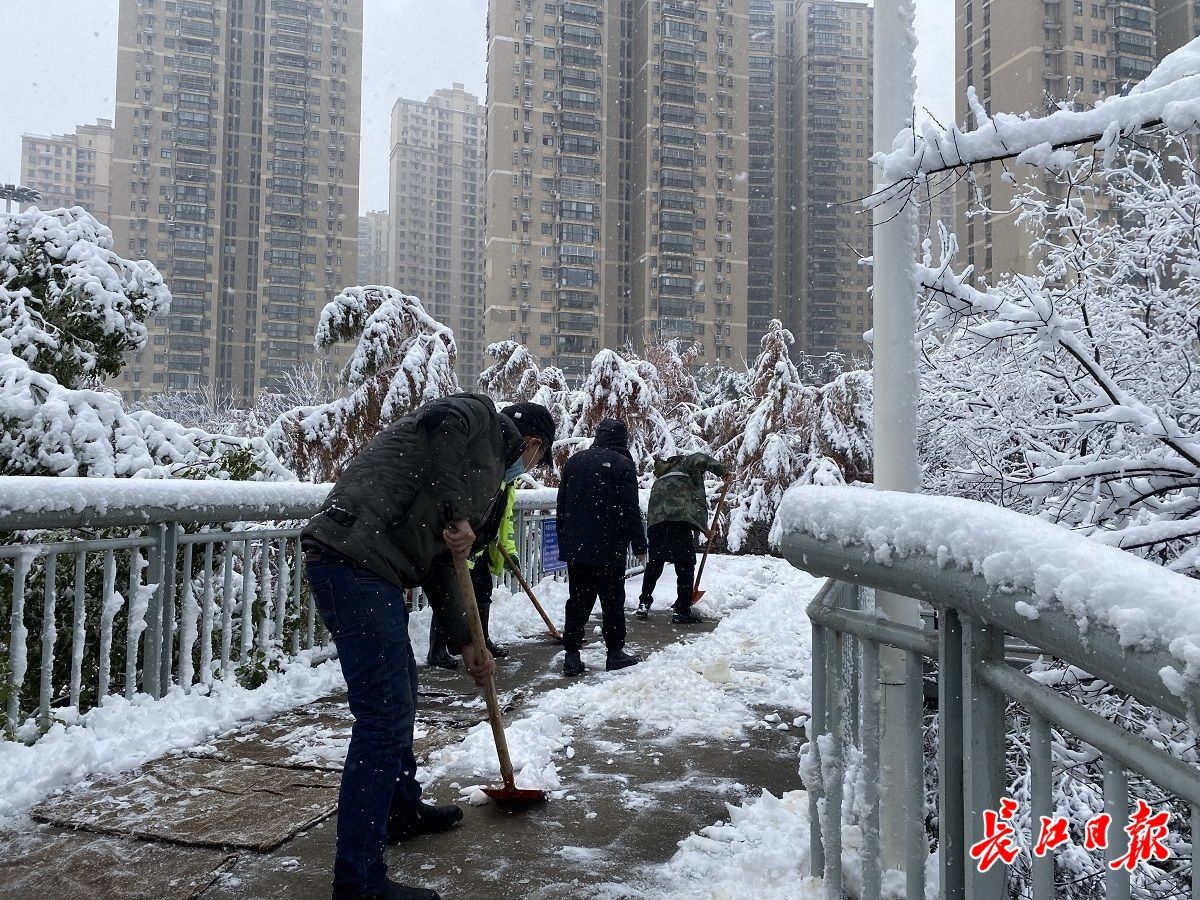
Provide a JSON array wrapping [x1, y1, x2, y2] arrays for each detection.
[[654, 790, 824, 900], [771, 485, 1200, 692], [0, 651, 343, 821], [423, 555, 819, 809], [537, 556, 818, 737]]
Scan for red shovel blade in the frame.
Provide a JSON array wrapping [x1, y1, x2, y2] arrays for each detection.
[[482, 785, 547, 805], [691, 590, 705, 605]]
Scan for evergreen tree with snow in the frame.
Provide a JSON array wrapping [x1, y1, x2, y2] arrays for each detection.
[[268, 286, 459, 481], [478, 340, 541, 404], [0, 207, 170, 387]]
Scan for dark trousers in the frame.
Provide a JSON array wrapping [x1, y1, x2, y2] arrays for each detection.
[[641, 522, 697, 613], [563, 563, 627, 653], [429, 561, 493, 656], [305, 558, 422, 894]]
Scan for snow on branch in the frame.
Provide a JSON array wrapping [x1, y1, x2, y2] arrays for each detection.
[[869, 36, 1200, 209]]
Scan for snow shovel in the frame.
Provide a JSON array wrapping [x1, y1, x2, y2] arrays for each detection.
[[691, 478, 733, 605], [499, 545, 562, 640], [452, 554, 547, 806]]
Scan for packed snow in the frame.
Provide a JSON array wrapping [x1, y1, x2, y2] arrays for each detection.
[[771, 485, 1200, 690], [0, 475, 328, 521], [422, 556, 820, 800]]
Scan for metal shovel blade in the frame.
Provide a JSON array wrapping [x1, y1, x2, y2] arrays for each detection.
[[482, 784, 548, 805]]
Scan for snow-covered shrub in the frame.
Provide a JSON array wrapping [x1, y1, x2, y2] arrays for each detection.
[[268, 286, 458, 481], [0, 207, 170, 387]]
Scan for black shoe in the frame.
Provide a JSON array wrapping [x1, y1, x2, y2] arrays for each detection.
[[606, 648, 641, 671], [387, 801, 464, 845], [331, 877, 440, 900], [634, 600, 651, 620], [485, 638, 510, 659], [563, 650, 585, 677], [672, 610, 707, 625], [426, 647, 459, 670]]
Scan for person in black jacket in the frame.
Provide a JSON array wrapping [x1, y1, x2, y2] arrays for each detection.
[[555, 417, 647, 676]]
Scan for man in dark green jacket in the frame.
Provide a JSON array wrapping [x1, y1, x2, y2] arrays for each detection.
[[302, 394, 553, 900], [637, 452, 730, 624]]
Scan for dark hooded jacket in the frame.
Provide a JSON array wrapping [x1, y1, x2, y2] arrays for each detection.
[[555, 418, 647, 568], [302, 393, 522, 647]]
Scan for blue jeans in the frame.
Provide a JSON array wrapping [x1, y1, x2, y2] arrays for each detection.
[[306, 558, 422, 893]]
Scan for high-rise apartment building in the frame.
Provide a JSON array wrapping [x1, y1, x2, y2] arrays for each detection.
[[956, 0, 1168, 284], [483, 0, 749, 381], [1157, 0, 1200, 57], [746, 0, 784, 355], [19, 120, 114, 218], [357, 210, 390, 285], [786, 0, 873, 359], [390, 86, 486, 384], [110, 0, 362, 402]]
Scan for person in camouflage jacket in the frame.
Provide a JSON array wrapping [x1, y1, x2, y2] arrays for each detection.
[[637, 452, 730, 624]]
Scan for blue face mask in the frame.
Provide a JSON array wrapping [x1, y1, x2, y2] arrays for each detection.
[[504, 459, 525, 483]]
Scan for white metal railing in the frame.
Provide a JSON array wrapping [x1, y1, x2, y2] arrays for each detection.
[[776, 489, 1200, 900], [0, 478, 627, 742]]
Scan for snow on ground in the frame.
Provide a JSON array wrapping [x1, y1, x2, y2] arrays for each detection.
[[0, 649, 344, 821], [771, 485, 1200, 694], [424, 555, 820, 800], [654, 789, 824, 900]]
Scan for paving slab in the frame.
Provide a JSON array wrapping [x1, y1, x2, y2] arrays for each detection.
[[198, 612, 806, 900], [31, 756, 342, 851], [0, 823, 236, 900]]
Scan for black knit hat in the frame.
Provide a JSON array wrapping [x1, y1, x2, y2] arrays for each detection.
[[501, 402, 556, 469]]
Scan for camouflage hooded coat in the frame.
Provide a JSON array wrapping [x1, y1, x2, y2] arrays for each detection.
[[646, 452, 729, 534]]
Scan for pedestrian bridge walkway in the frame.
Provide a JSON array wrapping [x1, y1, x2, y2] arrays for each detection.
[[1, 478, 1198, 899]]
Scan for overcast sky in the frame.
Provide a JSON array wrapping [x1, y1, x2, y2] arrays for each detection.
[[1, 0, 953, 214]]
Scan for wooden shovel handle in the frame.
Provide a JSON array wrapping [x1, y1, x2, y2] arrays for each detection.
[[499, 546, 562, 640], [693, 478, 733, 596], [453, 554, 517, 791]]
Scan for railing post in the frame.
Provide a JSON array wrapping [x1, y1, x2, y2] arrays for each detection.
[[5, 553, 31, 736], [861, 613, 882, 900], [905, 649, 926, 898], [158, 523, 179, 695], [823, 629, 845, 900], [1029, 712, 1053, 900], [69, 551, 87, 710], [962, 617, 1007, 900], [1103, 760, 1130, 900], [37, 553, 58, 732], [938, 606, 965, 900], [808, 621, 828, 880], [143, 525, 165, 699]]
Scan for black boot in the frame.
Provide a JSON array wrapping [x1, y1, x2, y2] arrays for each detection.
[[480, 603, 509, 659], [634, 595, 652, 620], [331, 877, 440, 900], [672, 608, 707, 625], [425, 620, 459, 670], [606, 648, 641, 671], [387, 800, 464, 844], [563, 649, 585, 677]]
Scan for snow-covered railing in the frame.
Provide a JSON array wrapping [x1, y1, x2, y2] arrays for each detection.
[[0, 480, 616, 742], [0, 478, 332, 742], [772, 486, 1200, 900]]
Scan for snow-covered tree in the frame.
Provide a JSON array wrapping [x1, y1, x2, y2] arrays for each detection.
[[569, 348, 677, 477], [268, 286, 458, 481], [0, 207, 170, 387], [478, 340, 541, 404], [914, 132, 1200, 575]]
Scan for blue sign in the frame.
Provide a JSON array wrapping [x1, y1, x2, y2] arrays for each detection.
[[541, 517, 566, 573]]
